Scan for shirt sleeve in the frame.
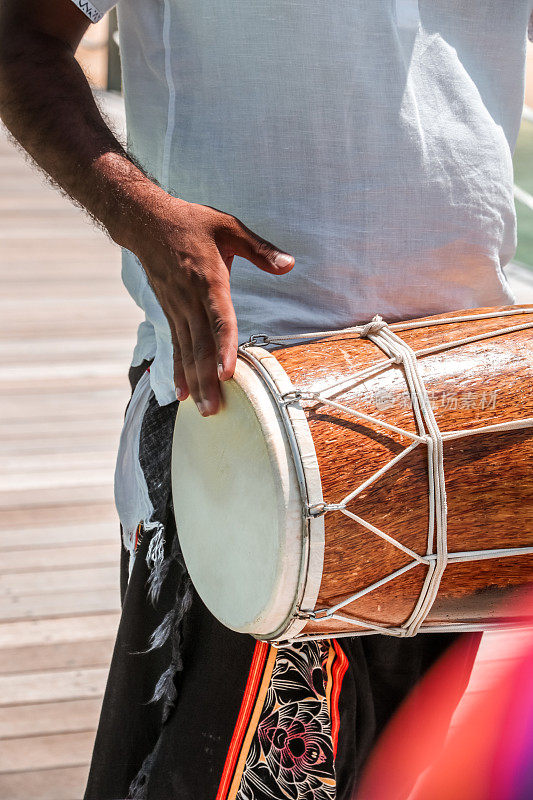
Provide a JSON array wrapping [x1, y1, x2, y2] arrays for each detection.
[[529, 11, 533, 42], [69, 0, 116, 23]]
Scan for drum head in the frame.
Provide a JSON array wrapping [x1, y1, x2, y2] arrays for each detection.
[[171, 358, 305, 637]]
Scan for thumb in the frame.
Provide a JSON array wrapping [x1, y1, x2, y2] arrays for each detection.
[[229, 219, 294, 275]]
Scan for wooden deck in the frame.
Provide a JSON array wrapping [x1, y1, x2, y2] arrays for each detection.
[[1, 99, 532, 799], [0, 107, 141, 800]]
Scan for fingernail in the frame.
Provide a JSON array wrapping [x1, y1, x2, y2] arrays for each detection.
[[274, 253, 293, 268], [202, 399, 218, 416], [196, 401, 206, 415], [217, 363, 224, 380]]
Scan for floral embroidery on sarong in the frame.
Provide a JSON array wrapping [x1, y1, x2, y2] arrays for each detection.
[[219, 640, 348, 800]]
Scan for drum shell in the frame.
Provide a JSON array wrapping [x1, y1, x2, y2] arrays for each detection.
[[267, 306, 533, 637]]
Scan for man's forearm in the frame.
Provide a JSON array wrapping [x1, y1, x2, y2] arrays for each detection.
[[0, 23, 165, 252], [0, 0, 294, 416]]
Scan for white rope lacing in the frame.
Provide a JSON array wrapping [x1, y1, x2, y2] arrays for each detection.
[[243, 308, 533, 640]]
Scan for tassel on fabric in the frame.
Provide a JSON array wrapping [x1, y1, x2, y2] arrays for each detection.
[[145, 609, 175, 653], [119, 374, 193, 796], [128, 738, 162, 800], [148, 571, 193, 711], [128, 567, 194, 795], [150, 663, 178, 706], [145, 523, 167, 604]]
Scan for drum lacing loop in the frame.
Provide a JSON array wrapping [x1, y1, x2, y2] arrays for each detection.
[[280, 390, 316, 406], [306, 502, 327, 518], [306, 502, 345, 518], [302, 608, 331, 620], [243, 333, 271, 347]]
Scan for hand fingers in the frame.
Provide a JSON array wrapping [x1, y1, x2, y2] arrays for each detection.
[[202, 272, 238, 382], [186, 304, 222, 416], [170, 325, 189, 401], [174, 317, 204, 413], [166, 264, 234, 416], [224, 216, 294, 276]]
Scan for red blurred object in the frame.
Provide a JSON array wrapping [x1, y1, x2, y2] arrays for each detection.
[[355, 596, 533, 800]]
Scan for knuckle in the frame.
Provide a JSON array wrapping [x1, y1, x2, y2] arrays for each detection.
[[193, 340, 214, 362], [175, 252, 197, 278], [174, 319, 190, 339], [211, 316, 231, 337], [254, 238, 274, 259], [221, 213, 242, 234], [188, 270, 210, 294], [180, 349, 196, 368]]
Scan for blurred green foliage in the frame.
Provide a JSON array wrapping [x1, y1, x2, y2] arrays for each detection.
[[514, 117, 533, 268]]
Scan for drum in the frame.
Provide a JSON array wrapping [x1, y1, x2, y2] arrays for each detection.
[[171, 306, 533, 643]]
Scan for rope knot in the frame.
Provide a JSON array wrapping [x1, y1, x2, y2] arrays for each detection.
[[360, 315, 387, 339]]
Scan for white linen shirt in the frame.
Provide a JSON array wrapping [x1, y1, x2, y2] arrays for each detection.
[[74, 0, 533, 406]]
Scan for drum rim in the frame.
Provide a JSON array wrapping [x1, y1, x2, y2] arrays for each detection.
[[238, 345, 325, 642]]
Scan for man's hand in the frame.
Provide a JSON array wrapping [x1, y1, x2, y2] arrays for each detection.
[[0, 0, 294, 416], [126, 194, 294, 415]]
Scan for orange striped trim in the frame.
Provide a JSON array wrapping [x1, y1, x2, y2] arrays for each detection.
[[215, 641, 270, 800], [134, 523, 142, 552], [226, 646, 277, 799], [331, 640, 349, 758], [324, 641, 336, 718]]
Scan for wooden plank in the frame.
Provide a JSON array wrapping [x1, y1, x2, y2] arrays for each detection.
[[1, 465, 116, 493], [0, 543, 119, 573], [0, 272, 123, 289], [0, 235, 120, 256], [0, 227, 106, 242], [2, 434, 121, 453], [0, 392, 127, 415], [0, 482, 115, 505], [0, 502, 116, 530], [0, 730, 96, 772], [0, 589, 120, 622], [0, 385, 127, 405], [0, 566, 117, 593], [0, 409, 125, 428], [0, 336, 134, 361], [0, 639, 114, 675], [0, 294, 135, 312], [0, 484, 115, 511], [0, 667, 109, 706], [0, 765, 89, 800], [0, 320, 137, 339], [0, 361, 132, 383], [0, 524, 116, 550], [0, 614, 120, 648], [1, 471, 116, 494], [0, 194, 81, 210], [2, 451, 117, 469], [1, 436, 121, 457], [0, 326, 135, 343], [0, 698, 102, 738], [0, 413, 125, 434], [0, 103, 138, 790], [0, 374, 132, 394]]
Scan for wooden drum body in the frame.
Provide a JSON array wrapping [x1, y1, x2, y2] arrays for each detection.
[[171, 306, 533, 642]]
